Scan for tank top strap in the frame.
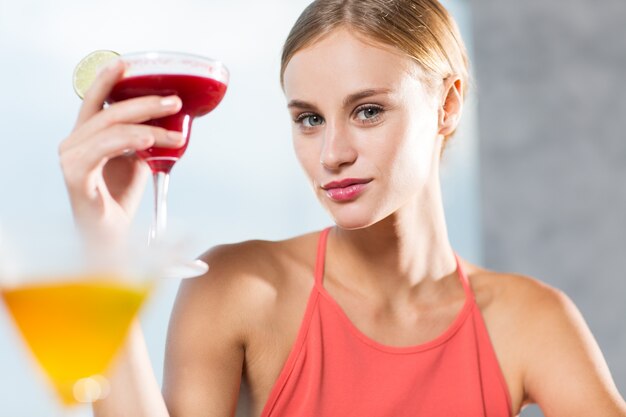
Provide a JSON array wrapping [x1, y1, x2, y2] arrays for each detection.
[[453, 252, 475, 300], [314, 227, 332, 286]]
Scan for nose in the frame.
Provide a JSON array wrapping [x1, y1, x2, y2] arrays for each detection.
[[320, 122, 357, 170]]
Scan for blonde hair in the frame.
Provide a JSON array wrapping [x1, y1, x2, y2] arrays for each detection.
[[280, 0, 470, 146]]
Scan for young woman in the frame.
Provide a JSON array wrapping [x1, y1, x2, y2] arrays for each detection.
[[59, 0, 626, 416]]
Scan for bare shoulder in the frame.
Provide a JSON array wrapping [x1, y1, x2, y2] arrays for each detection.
[[197, 230, 320, 292], [171, 231, 321, 339], [461, 260, 593, 354], [461, 260, 626, 414], [460, 259, 571, 320]]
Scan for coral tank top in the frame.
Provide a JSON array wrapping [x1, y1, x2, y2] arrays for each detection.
[[260, 228, 512, 417]]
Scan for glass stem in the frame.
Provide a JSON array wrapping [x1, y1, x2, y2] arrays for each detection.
[[149, 171, 170, 245]]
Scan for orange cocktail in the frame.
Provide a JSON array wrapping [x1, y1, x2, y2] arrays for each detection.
[[1, 276, 151, 405]]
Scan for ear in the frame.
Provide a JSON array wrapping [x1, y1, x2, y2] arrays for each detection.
[[437, 76, 464, 137]]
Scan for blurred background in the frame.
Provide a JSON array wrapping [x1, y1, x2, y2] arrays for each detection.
[[473, 1, 626, 415], [0, 0, 623, 415]]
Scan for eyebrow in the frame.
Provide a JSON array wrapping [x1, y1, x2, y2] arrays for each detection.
[[287, 88, 392, 111], [342, 88, 392, 108]]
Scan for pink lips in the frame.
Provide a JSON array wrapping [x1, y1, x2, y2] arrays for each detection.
[[321, 178, 372, 202]]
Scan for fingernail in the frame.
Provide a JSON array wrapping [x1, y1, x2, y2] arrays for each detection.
[[161, 96, 181, 108], [167, 131, 184, 143]]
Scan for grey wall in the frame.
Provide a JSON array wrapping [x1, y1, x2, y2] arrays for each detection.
[[471, 0, 626, 415]]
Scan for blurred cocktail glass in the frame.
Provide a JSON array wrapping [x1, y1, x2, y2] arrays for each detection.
[[0, 228, 157, 414]]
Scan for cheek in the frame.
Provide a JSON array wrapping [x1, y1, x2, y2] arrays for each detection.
[[383, 110, 440, 188], [292, 135, 319, 182]]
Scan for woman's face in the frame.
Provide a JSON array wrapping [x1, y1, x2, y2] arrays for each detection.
[[283, 28, 447, 230]]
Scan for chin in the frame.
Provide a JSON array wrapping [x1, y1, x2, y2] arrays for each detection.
[[323, 202, 384, 231]]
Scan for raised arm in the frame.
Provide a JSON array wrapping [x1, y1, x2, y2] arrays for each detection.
[[92, 323, 171, 417], [59, 60, 208, 416]]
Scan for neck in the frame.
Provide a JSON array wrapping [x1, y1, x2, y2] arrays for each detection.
[[330, 178, 457, 297]]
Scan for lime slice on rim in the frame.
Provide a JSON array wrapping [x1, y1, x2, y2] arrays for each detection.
[[72, 50, 120, 99]]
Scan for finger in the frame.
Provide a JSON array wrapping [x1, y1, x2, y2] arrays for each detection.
[[81, 124, 185, 151], [61, 124, 184, 183], [71, 94, 183, 143], [76, 59, 126, 127]]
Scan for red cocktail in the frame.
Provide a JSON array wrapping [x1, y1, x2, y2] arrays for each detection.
[[108, 73, 227, 173]]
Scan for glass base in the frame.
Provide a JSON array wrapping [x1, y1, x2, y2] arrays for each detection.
[[161, 258, 209, 279]]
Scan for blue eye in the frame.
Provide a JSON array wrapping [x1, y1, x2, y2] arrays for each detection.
[[356, 106, 382, 121], [296, 113, 324, 128]]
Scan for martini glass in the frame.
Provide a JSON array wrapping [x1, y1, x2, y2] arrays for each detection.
[[106, 51, 229, 276], [0, 228, 158, 416]]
